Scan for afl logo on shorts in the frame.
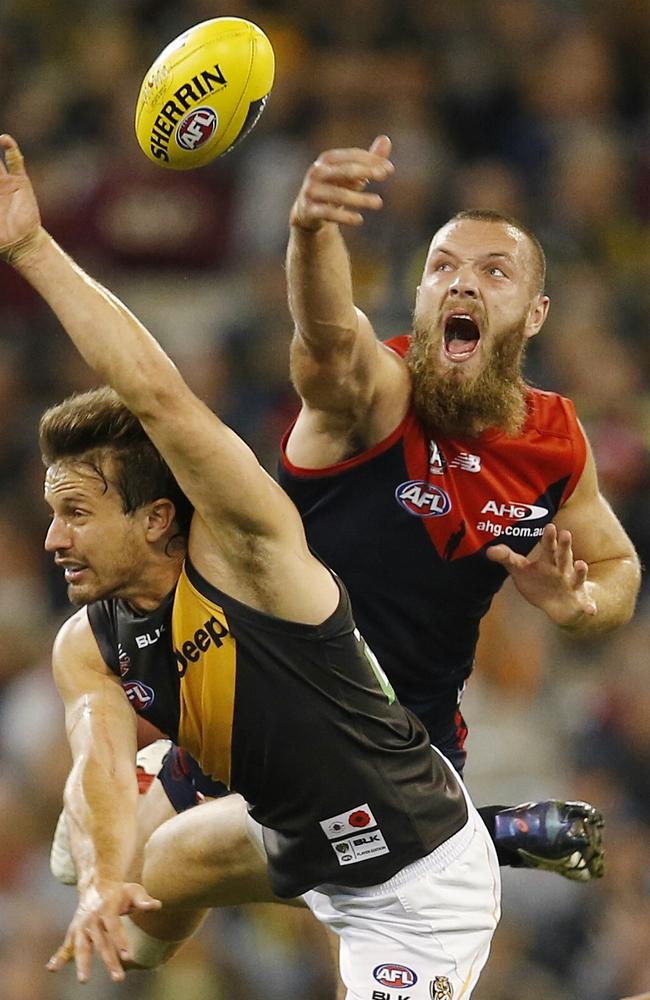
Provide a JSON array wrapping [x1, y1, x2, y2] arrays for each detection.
[[395, 480, 452, 517], [177, 107, 218, 150], [373, 963, 418, 988], [123, 680, 155, 711]]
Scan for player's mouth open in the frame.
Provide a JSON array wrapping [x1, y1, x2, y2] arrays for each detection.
[[443, 314, 481, 362], [59, 563, 88, 582]]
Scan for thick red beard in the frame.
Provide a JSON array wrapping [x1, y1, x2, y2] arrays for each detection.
[[406, 317, 530, 439]]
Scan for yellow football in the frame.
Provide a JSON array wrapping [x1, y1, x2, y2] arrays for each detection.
[[134, 17, 275, 169]]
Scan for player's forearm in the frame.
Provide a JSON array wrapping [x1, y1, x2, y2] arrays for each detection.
[[13, 232, 184, 418], [559, 555, 641, 637], [65, 752, 139, 892], [287, 221, 359, 360]]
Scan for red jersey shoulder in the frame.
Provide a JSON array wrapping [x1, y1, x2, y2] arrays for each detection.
[[384, 333, 410, 358], [523, 388, 586, 499], [526, 387, 581, 440]]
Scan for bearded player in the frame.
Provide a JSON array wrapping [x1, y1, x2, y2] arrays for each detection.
[[278, 134, 640, 877]]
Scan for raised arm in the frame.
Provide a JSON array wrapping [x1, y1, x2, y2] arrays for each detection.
[[1, 137, 308, 539], [286, 135, 410, 466], [486, 434, 641, 636], [47, 609, 160, 983], [0, 134, 337, 618]]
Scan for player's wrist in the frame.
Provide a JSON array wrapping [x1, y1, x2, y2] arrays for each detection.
[[289, 204, 325, 232], [0, 224, 47, 267]]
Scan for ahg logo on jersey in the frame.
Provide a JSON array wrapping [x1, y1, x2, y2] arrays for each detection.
[[476, 499, 550, 538], [395, 481, 452, 518], [480, 500, 548, 521]]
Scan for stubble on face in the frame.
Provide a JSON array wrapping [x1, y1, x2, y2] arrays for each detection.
[[45, 459, 143, 607], [64, 523, 140, 607], [406, 312, 530, 439]]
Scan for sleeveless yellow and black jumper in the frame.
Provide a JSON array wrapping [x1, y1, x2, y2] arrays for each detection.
[[87, 559, 467, 898]]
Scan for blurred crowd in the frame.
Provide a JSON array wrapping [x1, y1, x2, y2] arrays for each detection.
[[0, 1, 649, 997]]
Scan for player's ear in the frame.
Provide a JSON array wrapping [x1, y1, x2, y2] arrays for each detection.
[[525, 294, 550, 340], [144, 499, 177, 541]]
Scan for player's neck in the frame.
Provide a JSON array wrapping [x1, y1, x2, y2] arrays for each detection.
[[122, 554, 184, 613]]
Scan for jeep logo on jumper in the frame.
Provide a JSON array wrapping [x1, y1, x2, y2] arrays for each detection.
[[174, 615, 229, 676], [481, 500, 548, 521], [373, 964, 418, 988], [395, 481, 451, 518], [177, 107, 218, 149]]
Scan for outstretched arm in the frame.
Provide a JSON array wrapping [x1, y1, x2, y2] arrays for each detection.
[[46, 610, 160, 983], [486, 436, 640, 636], [0, 134, 337, 619], [286, 135, 409, 466], [0, 137, 302, 549]]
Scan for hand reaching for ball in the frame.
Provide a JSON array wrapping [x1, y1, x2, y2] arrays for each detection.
[[290, 135, 395, 231]]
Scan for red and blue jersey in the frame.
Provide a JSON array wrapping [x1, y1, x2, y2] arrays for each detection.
[[279, 335, 586, 753]]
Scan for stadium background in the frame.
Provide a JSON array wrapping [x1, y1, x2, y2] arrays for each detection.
[[0, 1, 649, 997]]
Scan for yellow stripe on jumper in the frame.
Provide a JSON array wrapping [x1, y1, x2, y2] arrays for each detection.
[[172, 565, 237, 786]]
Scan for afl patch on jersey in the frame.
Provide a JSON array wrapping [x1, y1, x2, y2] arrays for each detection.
[[395, 480, 452, 518], [123, 679, 155, 710]]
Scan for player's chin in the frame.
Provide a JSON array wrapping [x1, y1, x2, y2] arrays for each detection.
[[439, 356, 483, 382], [66, 580, 100, 606]]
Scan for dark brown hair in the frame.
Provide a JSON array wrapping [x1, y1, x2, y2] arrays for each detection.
[[447, 209, 547, 293], [39, 386, 193, 537]]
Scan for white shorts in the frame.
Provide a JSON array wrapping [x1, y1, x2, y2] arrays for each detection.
[[246, 770, 501, 1000]]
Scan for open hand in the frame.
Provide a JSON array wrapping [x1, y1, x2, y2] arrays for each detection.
[[290, 134, 394, 231], [0, 134, 42, 262], [46, 879, 161, 984], [486, 522, 597, 627]]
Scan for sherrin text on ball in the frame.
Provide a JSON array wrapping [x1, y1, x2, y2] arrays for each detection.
[[135, 17, 275, 169]]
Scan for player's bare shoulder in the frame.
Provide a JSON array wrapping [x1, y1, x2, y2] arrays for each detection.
[[52, 607, 113, 691]]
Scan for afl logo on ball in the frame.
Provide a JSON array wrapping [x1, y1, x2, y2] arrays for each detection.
[[177, 107, 218, 150], [395, 480, 452, 518]]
